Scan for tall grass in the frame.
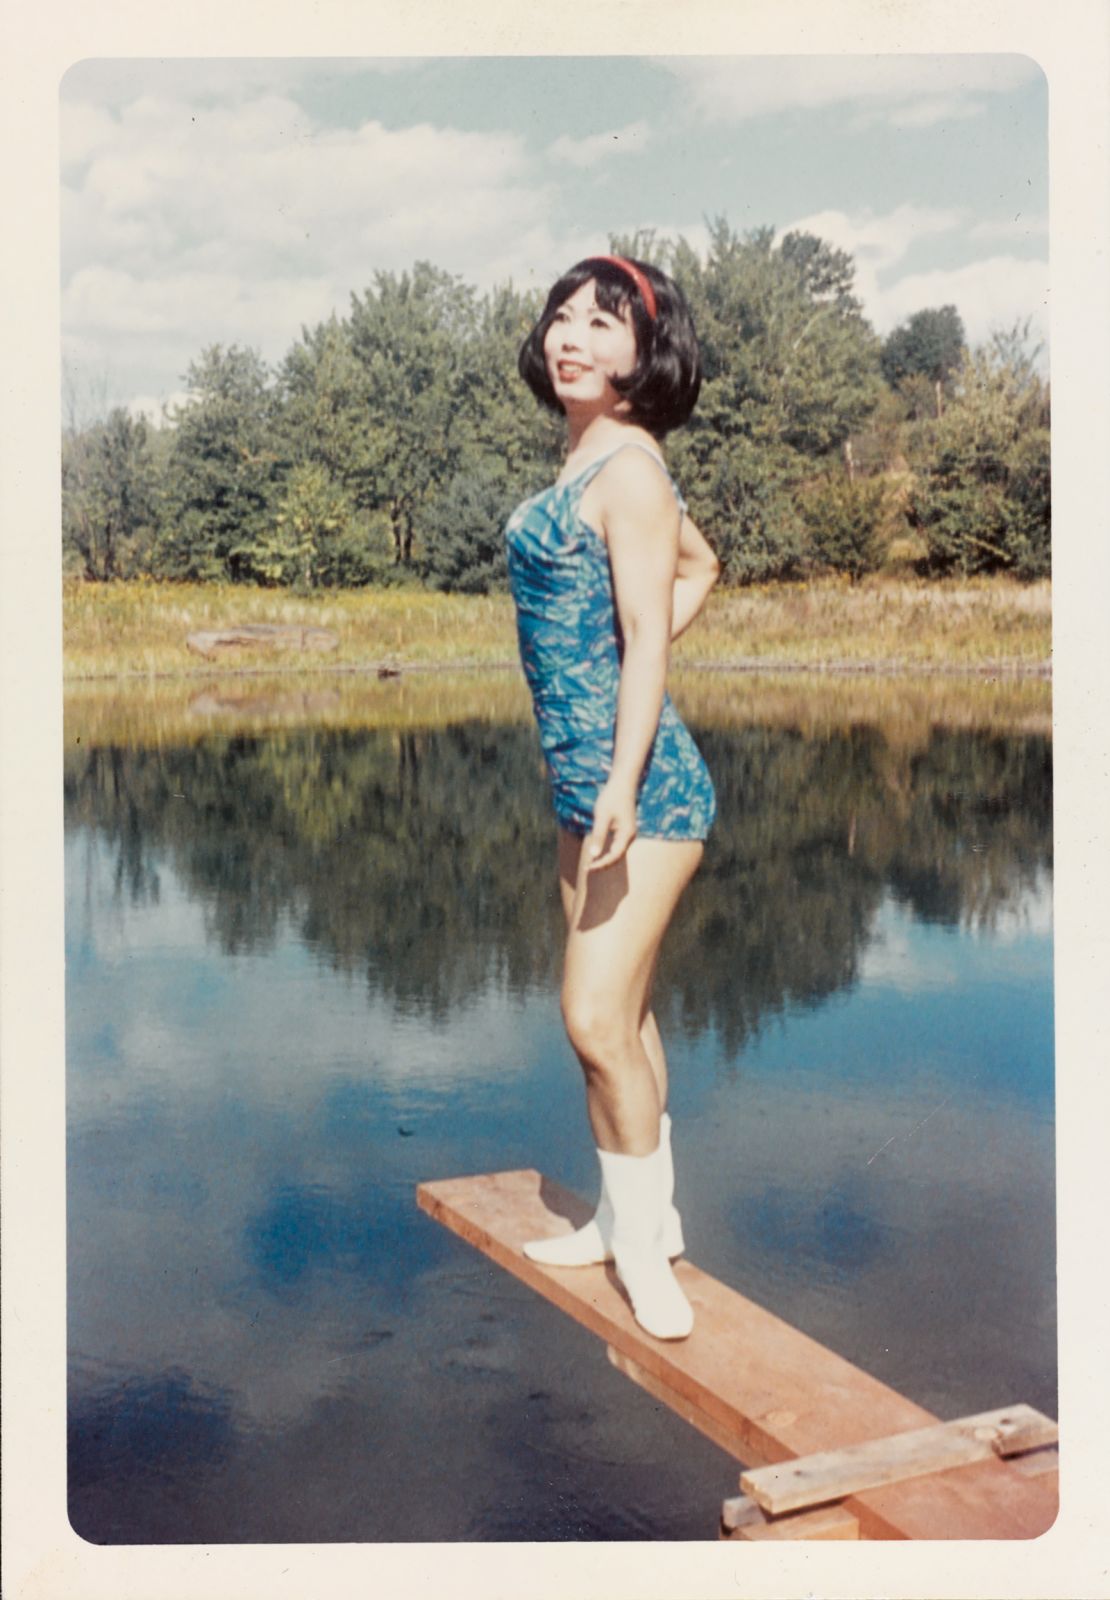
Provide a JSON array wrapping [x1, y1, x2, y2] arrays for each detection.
[[673, 576, 1051, 670], [62, 579, 514, 678], [63, 575, 1051, 681]]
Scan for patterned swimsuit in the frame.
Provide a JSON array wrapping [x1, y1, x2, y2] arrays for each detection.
[[505, 441, 716, 841]]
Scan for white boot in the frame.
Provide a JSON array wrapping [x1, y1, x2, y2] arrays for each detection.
[[522, 1163, 613, 1266], [598, 1143, 694, 1341], [658, 1112, 686, 1258], [523, 1113, 684, 1266]]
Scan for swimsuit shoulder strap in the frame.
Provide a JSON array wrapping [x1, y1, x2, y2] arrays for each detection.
[[566, 440, 687, 513]]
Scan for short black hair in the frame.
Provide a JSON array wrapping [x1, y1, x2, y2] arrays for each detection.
[[518, 257, 702, 439]]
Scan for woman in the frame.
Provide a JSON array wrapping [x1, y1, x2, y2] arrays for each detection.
[[506, 254, 719, 1341]]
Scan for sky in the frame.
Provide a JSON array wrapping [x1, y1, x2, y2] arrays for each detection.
[[59, 55, 1050, 424]]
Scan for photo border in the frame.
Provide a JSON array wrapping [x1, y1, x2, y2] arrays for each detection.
[[3, 2, 1108, 1596]]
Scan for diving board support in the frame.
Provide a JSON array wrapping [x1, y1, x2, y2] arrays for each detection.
[[721, 1494, 860, 1541], [738, 1405, 1059, 1516], [416, 1169, 1058, 1541]]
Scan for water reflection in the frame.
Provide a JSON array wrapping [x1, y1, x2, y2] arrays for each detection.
[[65, 678, 1054, 1543], [65, 715, 1050, 1038]]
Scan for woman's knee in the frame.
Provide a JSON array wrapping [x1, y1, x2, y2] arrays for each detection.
[[560, 984, 638, 1073]]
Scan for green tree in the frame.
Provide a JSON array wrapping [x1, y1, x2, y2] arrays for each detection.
[[454, 282, 562, 482], [62, 407, 158, 580], [275, 318, 404, 586], [276, 317, 372, 489], [415, 282, 561, 592], [278, 274, 558, 586], [907, 325, 1050, 578], [881, 306, 966, 419], [157, 346, 283, 582], [666, 220, 882, 581], [346, 263, 479, 566], [778, 231, 861, 312], [418, 460, 520, 593]]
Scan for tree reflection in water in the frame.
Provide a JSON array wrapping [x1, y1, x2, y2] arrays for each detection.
[[64, 713, 1052, 1046]]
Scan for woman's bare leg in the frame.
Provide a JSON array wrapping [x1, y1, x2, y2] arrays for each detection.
[[558, 830, 671, 1114], [557, 830, 702, 1155], [638, 1006, 668, 1112]]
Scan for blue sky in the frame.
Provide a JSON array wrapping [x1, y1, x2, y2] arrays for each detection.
[[60, 55, 1049, 422]]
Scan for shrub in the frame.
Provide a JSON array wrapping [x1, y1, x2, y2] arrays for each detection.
[[799, 475, 890, 580], [261, 464, 386, 588], [908, 336, 1050, 579]]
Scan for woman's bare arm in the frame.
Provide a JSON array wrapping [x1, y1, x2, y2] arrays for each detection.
[[585, 451, 680, 870], [671, 513, 720, 639]]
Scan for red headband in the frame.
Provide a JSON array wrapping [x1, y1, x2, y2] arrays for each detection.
[[587, 254, 658, 320]]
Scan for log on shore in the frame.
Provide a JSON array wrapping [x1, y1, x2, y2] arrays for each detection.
[[185, 624, 339, 659]]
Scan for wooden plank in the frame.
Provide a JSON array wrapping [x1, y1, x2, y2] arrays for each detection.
[[607, 1344, 753, 1462], [991, 1409, 1059, 1457], [721, 1493, 771, 1534], [740, 1405, 1059, 1515], [416, 1170, 1058, 1540], [1008, 1444, 1059, 1480], [721, 1494, 859, 1541]]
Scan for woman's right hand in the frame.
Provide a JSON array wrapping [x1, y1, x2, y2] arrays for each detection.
[[586, 775, 639, 870]]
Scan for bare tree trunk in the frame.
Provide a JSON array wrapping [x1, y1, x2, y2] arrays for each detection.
[[935, 378, 944, 420], [844, 438, 855, 482]]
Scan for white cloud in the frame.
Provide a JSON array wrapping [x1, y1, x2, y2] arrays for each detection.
[[883, 95, 986, 129], [64, 94, 534, 274], [969, 214, 1049, 242], [60, 57, 421, 111], [60, 100, 119, 166], [665, 55, 1040, 126], [60, 88, 558, 406], [881, 255, 1049, 349], [63, 263, 339, 349], [548, 120, 650, 168], [60, 61, 1050, 416], [777, 204, 961, 331], [781, 204, 964, 273], [777, 205, 1048, 351]]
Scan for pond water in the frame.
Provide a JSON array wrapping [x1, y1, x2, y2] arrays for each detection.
[[64, 672, 1055, 1543]]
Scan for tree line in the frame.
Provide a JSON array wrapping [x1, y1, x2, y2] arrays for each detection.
[[62, 218, 1050, 590]]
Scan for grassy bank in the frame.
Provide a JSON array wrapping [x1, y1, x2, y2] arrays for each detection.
[[63, 575, 1051, 681], [63, 666, 1052, 751]]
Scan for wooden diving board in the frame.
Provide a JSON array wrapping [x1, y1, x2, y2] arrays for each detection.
[[416, 1169, 1058, 1541]]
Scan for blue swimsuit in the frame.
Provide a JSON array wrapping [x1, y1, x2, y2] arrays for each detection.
[[505, 441, 716, 841]]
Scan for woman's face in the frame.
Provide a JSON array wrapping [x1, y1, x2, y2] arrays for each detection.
[[543, 279, 638, 415]]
